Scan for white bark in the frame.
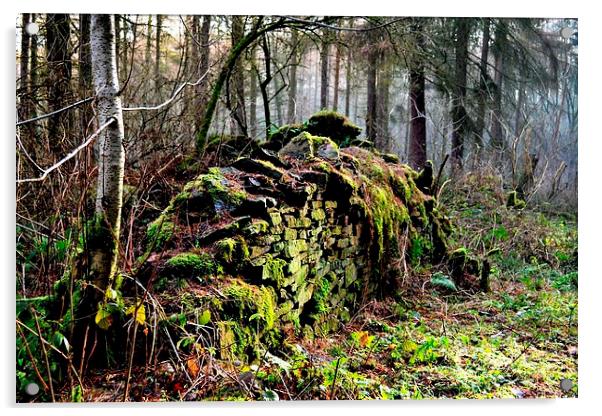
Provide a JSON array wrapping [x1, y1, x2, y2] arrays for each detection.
[[90, 14, 125, 288]]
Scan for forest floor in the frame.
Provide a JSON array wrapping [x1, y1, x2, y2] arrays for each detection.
[[18, 170, 577, 402]]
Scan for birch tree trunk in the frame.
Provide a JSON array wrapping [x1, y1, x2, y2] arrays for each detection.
[[89, 14, 125, 297]]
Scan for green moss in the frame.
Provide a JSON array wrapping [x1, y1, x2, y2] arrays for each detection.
[[244, 220, 270, 236], [182, 167, 247, 214], [164, 252, 220, 281], [369, 164, 385, 180], [306, 110, 362, 145], [224, 280, 277, 331], [313, 274, 332, 313], [368, 185, 410, 261], [216, 238, 237, 263], [279, 131, 339, 160], [262, 257, 287, 286], [506, 190, 526, 209], [146, 215, 174, 250]]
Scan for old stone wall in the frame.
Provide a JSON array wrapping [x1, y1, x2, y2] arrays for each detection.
[[141, 122, 452, 360]]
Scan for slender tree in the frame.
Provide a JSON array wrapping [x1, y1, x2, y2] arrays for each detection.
[[320, 28, 330, 109], [192, 15, 212, 137], [408, 20, 427, 169], [332, 43, 341, 111], [475, 18, 491, 146], [248, 45, 258, 137], [365, 28, 379, 140], [230, 16, 247, 135], [490, 20, 507, 150], [46, 14, 73, 156], [154, 15, 163, 94], [344, 42, 352, 117], [451, 18, 471, 171], [19, 14, 30, 94], [89, 14, 126, 300], [79, 14, 93, 136], [287, 30, 299, 123]]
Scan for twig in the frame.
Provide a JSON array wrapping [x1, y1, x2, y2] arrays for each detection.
[[16, 323, 49, 392], [16, 97, 95, 126], [122, 70, 209, 112], [329, 357, 341, 400], [16, 118, 115, 184], [31, 308, 55, 402]]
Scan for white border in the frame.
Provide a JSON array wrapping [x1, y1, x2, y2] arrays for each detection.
[[2, 1, 599, 415]]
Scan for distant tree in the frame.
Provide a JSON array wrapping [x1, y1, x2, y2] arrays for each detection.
[[365, 22, 379, 140], [320, 28, 330, 109], [230, 16, 247, 135], [45, 13, 73, 156], [475, 18, 491, 146], [490, 20, 508, 150], [287, 29, 299, 123], [408, 19, 427, 169], [450, 18, 471, 171]]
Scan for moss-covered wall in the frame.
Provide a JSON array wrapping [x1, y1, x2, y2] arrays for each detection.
[[141, 117, 453, 362]]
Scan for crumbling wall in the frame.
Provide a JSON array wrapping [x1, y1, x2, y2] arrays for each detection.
[[141, 116, 452, 361]]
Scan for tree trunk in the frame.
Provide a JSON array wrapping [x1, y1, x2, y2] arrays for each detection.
[[475, 18, 490, 146], [114, 15, 120, 77], [490, 20, 507, 150], [145, 15, 152, 73], [451, 18, 470, 171], [29, 14, 41, 142], [515, 80, 525, 139], [249, 46, 258, 137], [89, 14, 126, 296], [19, 13, 30, 94], [19, 13, 31, 129], [345, 44, 352, 117], [154, 15, 162, 94], [79, 14, 93, 136], [192, 15, 211, 137], [408, 21, 427, 169], [365, 33, 378, 140], [319, 30, 330, 109], [375, 60, 391, 151], [230, 16, 247, 136], [259, 35, 272, 136], [46, 14, 73, 156], [332, 44, 341, 111], [287, 30, 299, 124]]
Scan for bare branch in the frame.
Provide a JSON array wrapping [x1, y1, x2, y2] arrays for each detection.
[[122, 70, 210, 112], [16, 97, 94, 127], [16, 117, 115, 184]]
